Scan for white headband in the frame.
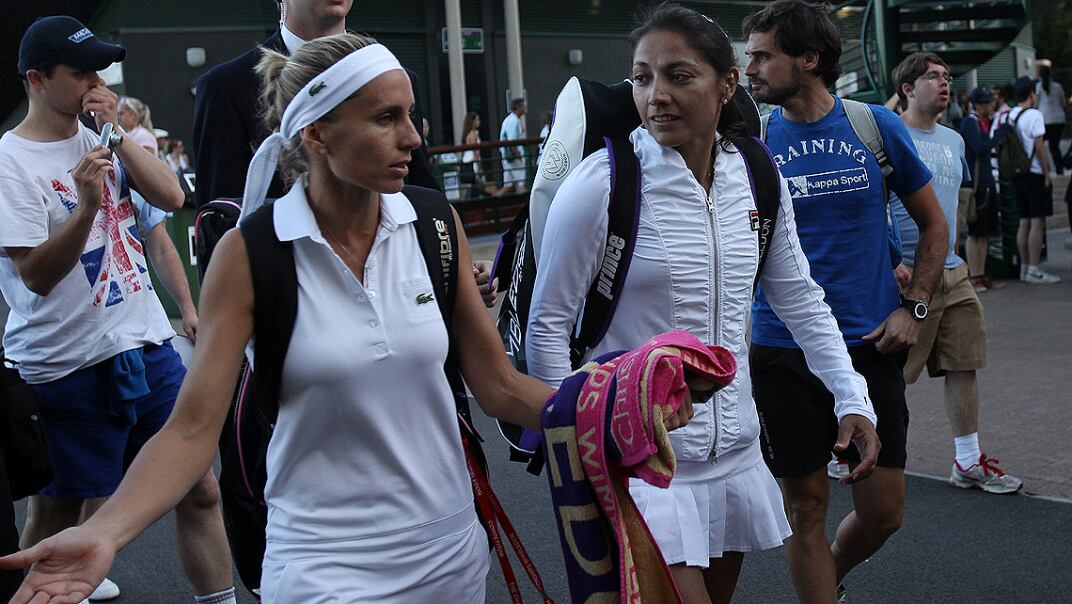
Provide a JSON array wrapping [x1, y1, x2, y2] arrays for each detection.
[[240, 43, 404, 221]]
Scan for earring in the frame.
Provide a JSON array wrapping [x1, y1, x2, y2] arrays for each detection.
[[319, 147, 328, 155], [721, 98, 728, 105]]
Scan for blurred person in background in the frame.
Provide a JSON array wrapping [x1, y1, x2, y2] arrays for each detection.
[[117, 96, 157, 155], [1036, 65, 1067, 176], [165, 139, 190, 173]]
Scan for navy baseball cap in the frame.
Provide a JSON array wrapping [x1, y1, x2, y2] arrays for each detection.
[[968, 86, 995, 104], [1012, 76, 1034, 98], [17, 16, 125, 77]]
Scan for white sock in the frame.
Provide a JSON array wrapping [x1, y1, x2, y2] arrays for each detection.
[[193, 587, 237, 604], [954, 433, 981, 469], [1027, 265, 1041, 274]]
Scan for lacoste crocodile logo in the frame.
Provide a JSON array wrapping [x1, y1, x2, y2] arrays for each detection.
[[416, 292, 435, 305], [309, 82, 326, 96]]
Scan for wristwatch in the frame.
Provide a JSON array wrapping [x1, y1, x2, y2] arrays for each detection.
[[899, 295, 929, 322]]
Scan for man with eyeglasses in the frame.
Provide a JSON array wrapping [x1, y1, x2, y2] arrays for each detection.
[[888, 52, 1022, 499], [743, 2, 946, 602]]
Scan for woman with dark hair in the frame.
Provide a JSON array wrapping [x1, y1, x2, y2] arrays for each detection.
[[460, 111, 503, 197], [1036, 65, 1067, 175], [526, 4, 875, 602]]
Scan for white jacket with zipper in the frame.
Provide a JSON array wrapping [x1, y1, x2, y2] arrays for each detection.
[[526, 126, 875, 463]]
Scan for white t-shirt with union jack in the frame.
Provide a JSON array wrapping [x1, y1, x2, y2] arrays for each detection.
[[0, 123, 174, 384]]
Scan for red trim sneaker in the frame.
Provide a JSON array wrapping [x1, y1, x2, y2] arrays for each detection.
[[950, 454, 1023, 494]]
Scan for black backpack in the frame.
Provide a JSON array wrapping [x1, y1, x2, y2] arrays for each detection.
[[995, 108, 1037, 181], [193, 198, 242, 280], [218, 185, 486, 597], [492, 78, 780, 465]]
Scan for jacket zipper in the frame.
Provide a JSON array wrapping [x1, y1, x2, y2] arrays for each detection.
[[698, 178, 721, 463]]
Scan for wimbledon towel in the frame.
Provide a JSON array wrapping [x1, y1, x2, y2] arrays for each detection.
[[541, 330, 736, 603]]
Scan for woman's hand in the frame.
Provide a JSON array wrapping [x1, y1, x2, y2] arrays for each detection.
[[0, 526, 116, 604]]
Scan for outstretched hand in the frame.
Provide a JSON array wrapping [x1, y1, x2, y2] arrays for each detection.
[[833, 414, 881, 484], [0, 526, 116, 604]]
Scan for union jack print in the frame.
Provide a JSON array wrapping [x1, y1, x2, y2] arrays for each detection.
[[51, 172, 150, 308]]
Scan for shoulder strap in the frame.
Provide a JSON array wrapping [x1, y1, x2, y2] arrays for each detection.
[[760, 113, 770, 142], [843, 99, 892, 179], [570, 137, 641, 369], [404, 185, 478, 431], [734, 137, 781, 291], [239, 203, 297, 425], [405, 185, 457, 329]]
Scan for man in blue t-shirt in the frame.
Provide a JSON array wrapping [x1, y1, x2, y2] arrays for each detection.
[[743, 2, 947, 602], [889, 53, 1022, 495]]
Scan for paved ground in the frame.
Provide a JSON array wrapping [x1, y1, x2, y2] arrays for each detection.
[[4, 188, 1070, 602]]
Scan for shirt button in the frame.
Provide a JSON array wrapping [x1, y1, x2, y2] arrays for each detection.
[[369, 320, 379, 328], [375, 343, 387, 353], [368, 291, 377, 299], [356, 295, 366, 302]]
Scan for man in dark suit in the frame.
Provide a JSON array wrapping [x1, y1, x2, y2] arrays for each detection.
[[191, 0, 438, 208]]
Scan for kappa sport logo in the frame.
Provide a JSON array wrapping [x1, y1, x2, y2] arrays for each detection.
[[786, 167, 869, 199], [68, 28, 93, 43], [416, 292, 435, 305], [749, 210, 760, 231], [309, 82, 326, 96], [540, 140, 570, 181]]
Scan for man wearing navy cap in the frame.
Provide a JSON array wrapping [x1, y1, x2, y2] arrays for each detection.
[[960, 86, 1003, 291], [0, 16, 236, 604]]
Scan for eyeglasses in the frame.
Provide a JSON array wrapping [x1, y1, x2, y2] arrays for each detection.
[[919, 72, 953, 84]]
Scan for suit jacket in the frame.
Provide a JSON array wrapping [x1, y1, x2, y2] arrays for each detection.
[[191, 32, 439, 208]]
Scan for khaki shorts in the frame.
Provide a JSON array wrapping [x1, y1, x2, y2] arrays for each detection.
[[904, 263, 987, 384]]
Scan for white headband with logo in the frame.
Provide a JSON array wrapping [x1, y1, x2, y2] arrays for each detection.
[[240, 43, 404, 221]]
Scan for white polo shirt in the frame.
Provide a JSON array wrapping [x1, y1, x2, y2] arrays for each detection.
[[261, 184, 475, 545]]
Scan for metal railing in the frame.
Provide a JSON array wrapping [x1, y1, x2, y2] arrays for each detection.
[[427, 136, 543, 234]]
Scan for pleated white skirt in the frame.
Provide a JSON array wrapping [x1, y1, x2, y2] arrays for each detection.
[[629, 438, 792, 567]]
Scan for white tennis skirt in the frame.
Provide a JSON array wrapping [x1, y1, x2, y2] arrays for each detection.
[[629, 438, 792, 567], [260, 502, 490, 603]]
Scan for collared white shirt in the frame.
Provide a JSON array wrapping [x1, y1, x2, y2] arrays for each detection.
[[262, 183, 473, 544], [280, 24, 305, 55]]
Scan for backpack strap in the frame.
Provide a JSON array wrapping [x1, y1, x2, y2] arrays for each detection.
[[843, 99, 892, 180], [1010, 108, 1037, 162], [569, 136, 642, 369], [403, 185, 478, 431], [239, 202, 297, 427], [760, 112, 770, 142], [733, 137, 781, 291]]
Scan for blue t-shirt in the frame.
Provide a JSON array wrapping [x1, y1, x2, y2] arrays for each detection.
[[753, 97, 933, 348], [890, 125, 969, 269]]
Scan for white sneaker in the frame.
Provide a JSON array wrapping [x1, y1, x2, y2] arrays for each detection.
[[1020, 264, 1028, 281], [950, 454, 1023, 494], [1023, 268, 1061, 284], [827, 456, 851, 480], [89, 577, 120, 601]]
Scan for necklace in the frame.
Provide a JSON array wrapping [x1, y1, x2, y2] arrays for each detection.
[[322, 228, 359, 265]]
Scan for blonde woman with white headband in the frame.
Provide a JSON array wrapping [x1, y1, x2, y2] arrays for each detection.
[[0, 33, 643, 603]]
